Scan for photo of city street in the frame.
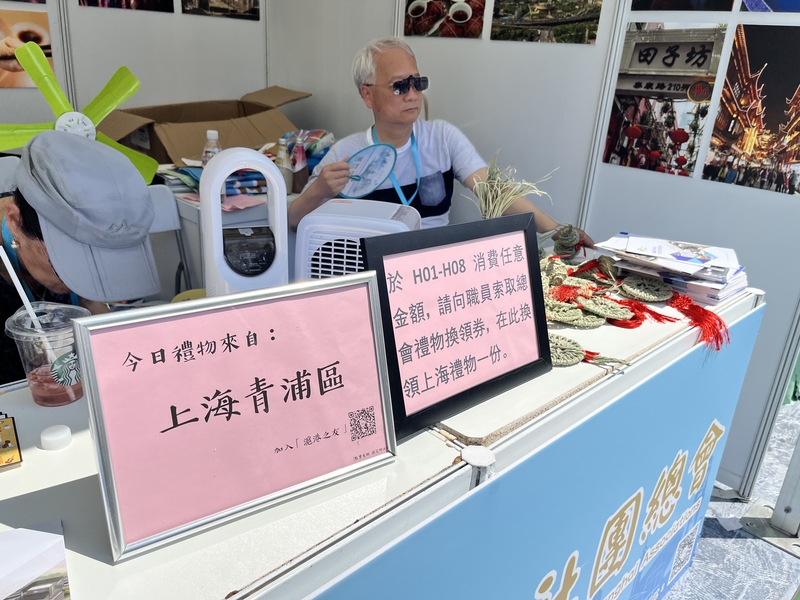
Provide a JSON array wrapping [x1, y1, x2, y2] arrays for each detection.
[[182, 0, 258, 20], [490, 0, 602, 44], [705, 25, 800, 193], [602, 23, 725, 177]]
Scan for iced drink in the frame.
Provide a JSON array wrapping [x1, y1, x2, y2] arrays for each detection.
[[27, 364, 84, 407], [5, 302, 91, 408]]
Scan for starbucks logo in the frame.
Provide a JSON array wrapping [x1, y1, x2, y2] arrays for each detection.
[[51, 352, 81, 386]]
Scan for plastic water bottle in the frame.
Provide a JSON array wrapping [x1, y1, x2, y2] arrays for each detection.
[[202, 130, 222, 167], [275, 138, 293, 193]]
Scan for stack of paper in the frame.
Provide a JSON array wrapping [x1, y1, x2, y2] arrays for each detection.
[[596, 233, 748, 305]]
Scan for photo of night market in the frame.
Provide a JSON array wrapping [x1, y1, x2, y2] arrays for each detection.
[[705, 25, 800, 193], [602, 24, 726, 177]]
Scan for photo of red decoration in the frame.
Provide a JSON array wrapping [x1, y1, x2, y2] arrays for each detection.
[[491, 0, 602, 44], [404, 0, 484, 39]]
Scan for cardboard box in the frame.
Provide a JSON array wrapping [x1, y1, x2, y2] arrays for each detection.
[[98, 86, 311, 167]]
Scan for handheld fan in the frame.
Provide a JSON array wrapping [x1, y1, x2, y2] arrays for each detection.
[[340, 143, 397, 199], [0, 42, 158, 183]]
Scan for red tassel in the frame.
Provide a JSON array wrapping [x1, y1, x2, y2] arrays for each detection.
[[549, 285, 581, 303], [567, 259, 607, 278], [606, 298, 679, 329], [607, 314, 644, 329], [549, 284, 599, 305], [667, 292, 730, 351], [583, 350, 600, 363]]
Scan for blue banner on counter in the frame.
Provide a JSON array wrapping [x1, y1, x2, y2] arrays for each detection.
[[313, 305, 764, 600]]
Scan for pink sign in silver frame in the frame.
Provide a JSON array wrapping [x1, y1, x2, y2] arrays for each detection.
[[73, 272, 396, 561]]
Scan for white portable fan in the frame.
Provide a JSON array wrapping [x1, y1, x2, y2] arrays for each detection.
[[295, 199, 421, 281], [200, 147, 289, 297]]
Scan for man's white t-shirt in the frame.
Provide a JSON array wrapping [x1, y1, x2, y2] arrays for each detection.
[[305, 119, 487, 228]]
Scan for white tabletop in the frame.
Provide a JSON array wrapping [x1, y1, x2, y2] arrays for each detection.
[[0, 387, 461, 599], [440, 290, 761, 445]]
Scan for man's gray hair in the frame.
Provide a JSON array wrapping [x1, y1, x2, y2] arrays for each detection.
[[352, 37, 416, 89]]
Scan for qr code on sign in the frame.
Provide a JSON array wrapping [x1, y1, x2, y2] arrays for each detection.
[[669, 521, 701, 583], [349, 406, 377, 441]]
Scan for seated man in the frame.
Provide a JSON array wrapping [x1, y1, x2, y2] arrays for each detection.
[[289, 36, 593, 247], [0, 131, 160, 383]]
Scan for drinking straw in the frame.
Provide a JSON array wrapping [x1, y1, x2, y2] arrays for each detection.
[[0, 246, 57, 362], [0, 246, 43, 329]]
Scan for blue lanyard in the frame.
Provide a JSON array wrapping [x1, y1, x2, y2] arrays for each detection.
[[372, 127, 421, 206], [2, 215, 79, 306]]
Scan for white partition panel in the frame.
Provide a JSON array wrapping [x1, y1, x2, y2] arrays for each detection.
[[2, 0, 266, 123], [583, 7, 800, 497], [65, 1, 267, 110], [269, 0, 800, 498]]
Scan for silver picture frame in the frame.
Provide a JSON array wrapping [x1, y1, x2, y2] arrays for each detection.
[[73, 272, 396, 562]]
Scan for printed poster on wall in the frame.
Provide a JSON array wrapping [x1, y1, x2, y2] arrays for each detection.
[[630, 0, 733, 11], [78, 0, 173, 12], [742, 0, 800, 11], [182, 0, 258, 20], [0, 9, 51, 88], [704, 25, 800, 193], [403, 0, 484, 38], [601, 23, 725, 178], [491, 0, 602, 44]]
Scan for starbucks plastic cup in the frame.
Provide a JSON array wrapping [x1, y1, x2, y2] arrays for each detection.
[[5, 302, 91, 407]]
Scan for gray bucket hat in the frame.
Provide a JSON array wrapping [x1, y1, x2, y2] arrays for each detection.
[[15, 131, 160, 302]]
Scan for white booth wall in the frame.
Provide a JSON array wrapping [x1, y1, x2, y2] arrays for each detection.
[[266, 0, 619, 228], [267, 0, 798, 498], [0, 0, 267, 120], [582, 8, 800, 497]]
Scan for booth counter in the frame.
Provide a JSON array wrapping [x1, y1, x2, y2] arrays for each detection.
[[0, 289, 764, 600]]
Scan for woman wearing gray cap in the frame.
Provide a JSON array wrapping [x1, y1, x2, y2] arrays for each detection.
[[0, 131, 161, 383]]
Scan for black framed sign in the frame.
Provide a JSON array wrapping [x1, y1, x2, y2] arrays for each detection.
[[362, 213, 551, 439]]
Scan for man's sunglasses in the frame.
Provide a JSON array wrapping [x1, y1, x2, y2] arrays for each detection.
[[365, 75, 429, 95]]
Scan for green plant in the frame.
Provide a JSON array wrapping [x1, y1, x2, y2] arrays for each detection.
[[469, 152, 556, 220]]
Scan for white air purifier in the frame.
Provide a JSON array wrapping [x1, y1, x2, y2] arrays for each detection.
[[295, 199, 421, 281], [200, 148, 288, 297]]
